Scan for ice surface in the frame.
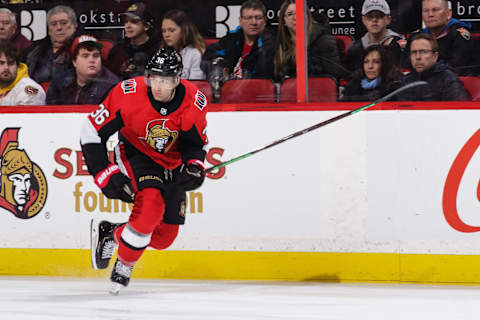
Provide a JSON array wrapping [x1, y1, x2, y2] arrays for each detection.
[[1, 277, 478, 320]]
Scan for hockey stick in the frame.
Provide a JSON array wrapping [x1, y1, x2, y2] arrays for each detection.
[[205, 81, 427, 173]]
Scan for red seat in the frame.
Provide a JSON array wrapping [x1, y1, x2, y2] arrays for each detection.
[[98, 39, 114, 61], [190, 80, 212, 102], [460, 76, 480, 101], [280, 77, 338, 102], [471, 33, 480, 42], [334, 35, 353, 66], [204, 38, 218, 47], [220, 79, 275, 103], [40, 81, 50, 92]]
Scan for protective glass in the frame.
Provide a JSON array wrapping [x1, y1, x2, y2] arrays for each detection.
[[148, 74, 180, 89]]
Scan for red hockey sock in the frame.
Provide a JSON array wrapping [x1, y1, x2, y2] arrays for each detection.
[[116, 188, 165, 265], [149, 221, 179, 250]]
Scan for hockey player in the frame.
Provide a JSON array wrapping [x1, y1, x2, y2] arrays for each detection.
[[80, 47, 208, 294]]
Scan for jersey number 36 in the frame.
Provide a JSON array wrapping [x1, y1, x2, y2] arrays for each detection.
[[91, 104, 110, 125]]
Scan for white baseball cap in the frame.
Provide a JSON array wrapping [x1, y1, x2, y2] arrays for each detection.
[[362, 0, 391, 15]]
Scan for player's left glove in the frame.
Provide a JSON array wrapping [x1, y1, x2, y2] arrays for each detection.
[[179, 160, 206, 191]]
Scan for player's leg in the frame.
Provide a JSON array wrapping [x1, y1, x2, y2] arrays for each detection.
[[149, 221, 179, 250], [110, 187, 165, 294]]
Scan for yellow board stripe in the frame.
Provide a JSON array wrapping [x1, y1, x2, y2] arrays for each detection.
[[1, 249, 480, 284]]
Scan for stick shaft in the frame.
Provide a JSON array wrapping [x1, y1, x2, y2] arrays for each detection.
[[205, 81, 426, 173]]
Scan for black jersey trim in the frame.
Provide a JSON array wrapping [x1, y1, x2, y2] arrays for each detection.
[[98, 110, 124, 144]]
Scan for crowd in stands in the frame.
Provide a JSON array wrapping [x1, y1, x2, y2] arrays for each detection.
[[0, 0, 479, 106]]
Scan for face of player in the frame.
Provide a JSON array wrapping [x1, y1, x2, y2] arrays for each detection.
[[48, 12, 77, 49], [148, 74, 180, 102], [0, 13, 16, 40], [422, 0, 451, 31], [73, 47, 102, 80], [283, 4, 296, 34], [239, 8, 266, 38], [162, 19, 182, 51], [8, 173, 31, 206], [410, 38, 439, 73], [0, 52, 17, 87], [361, 10, 391, 36], [363, 50, 382, 80], [124, 16, 149, 40]]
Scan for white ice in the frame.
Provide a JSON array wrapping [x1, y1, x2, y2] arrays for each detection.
[[1, 277, 478, 320]]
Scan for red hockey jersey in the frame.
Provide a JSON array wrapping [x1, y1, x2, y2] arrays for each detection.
[[81, 76, 208, 173]]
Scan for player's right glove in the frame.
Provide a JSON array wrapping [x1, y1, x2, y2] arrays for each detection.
[[94, 164, 134, 203]]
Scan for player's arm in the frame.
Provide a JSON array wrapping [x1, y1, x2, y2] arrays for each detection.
[[79, 89, 133, 202], [177, 91, 209, 191]]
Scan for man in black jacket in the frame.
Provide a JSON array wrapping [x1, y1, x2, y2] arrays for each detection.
[[46, 35, 120, 105], [201, 0, 274, 80], [399, 33, 470, 101], [25, 5, 78, 85]]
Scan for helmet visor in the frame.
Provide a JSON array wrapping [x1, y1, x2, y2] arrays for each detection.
[[147, 74, 180, 90]]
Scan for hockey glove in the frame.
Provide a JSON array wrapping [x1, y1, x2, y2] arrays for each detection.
[[94, 164, 134, 203], [179, 160, 206, 191]]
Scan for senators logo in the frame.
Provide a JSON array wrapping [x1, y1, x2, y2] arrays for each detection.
[[0, 128, 47, 219], [140, 119, 178, 154]]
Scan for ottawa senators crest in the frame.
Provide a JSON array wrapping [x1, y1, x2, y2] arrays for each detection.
[[0, 128, 48, 219], [140, 119, 178, 154]]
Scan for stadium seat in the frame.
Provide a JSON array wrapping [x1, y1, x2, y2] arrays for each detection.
[[334, 35, 353, 66], [280, 77, 338, 102], [190, 80, 213, 102], [204, 38, 218, 47], [40, 82, 50, 92], [460, 76, 480, 101], [98, 39, 114, 61], [220, 79, 276, 103]]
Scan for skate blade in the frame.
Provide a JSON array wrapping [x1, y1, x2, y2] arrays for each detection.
[[90, 219, 99, 270], [110, 282, 122, 295]]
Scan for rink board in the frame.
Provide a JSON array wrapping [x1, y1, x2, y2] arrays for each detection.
[[1, 104, 480, 283]]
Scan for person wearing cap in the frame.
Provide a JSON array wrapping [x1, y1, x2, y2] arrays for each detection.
[[403, 0, 477, 75], [0, 40, 45, 106], [25, 5, 79, 85], [345, 0, 404, 73], [0, 8, 31, 57], [105, 2, 161, 79], [46, 34, 120, 105]]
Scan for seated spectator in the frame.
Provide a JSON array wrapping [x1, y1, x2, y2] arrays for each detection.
[[273, 0, 342, 82], [0, 41, 45, 106], [342, 44, 402, 101], [105, 2, 160, 79], [0, 8, 31, 56], [399, 33, 470, 101], [346, 0, 404, 73], [403, 0, 476, 75], [201, 0, 275, 80], [46, 35, 120, 105], [25, 5, 78, 84], [160, 9, 206, 80]]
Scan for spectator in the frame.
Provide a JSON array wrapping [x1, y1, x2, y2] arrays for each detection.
[[0, 8, 31, 56], [346, 0, 404, 73], [46, 35, 120, 105], [25, 5, 78, 84], [160, 9, 206, 80], [404, 0, 476, 75], [201, 0, 275, 80], [105, 2, 160, 79], [273, 0, 342, 82], [399, 33, 470, 101], [342, 45, 402, 101], [0, 41, 45, 106]]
